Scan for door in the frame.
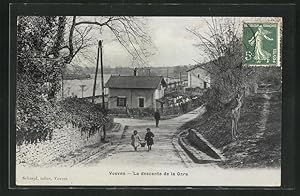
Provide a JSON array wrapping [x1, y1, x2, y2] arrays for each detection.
[[138, 97, 145, 108]]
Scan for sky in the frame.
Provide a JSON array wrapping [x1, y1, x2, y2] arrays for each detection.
[[72, 17, 208, 68], [145, 17, 206, 66], [71, 16, 281, 68]]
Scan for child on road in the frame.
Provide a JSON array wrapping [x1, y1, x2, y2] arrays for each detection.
[[131, 130, 142, 151], [144, 128, 155, 151]]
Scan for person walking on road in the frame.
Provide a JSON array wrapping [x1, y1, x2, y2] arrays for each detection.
[[144, 128, 154, 151], [154, 110, 161, 127], [131, 130, 142, 151]]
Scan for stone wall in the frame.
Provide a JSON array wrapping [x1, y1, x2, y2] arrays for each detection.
[[16, 124, 102, 167], [186, 129, 223, 160]]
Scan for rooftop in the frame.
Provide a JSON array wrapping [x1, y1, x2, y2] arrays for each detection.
[[105, 75, 167, 89]]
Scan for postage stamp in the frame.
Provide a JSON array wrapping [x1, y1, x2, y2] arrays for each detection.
[[243, 23, 280, 66]]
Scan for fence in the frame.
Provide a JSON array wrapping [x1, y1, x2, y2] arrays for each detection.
[[127, 98, 203, 118], [107, 96, 204, 119], [159, 99, 202, 116]]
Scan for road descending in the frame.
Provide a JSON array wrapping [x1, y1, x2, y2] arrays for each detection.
[[85, 106, 206, 167]]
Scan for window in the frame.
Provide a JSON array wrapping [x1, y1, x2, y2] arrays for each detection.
[[117, 97, 126, 107], [198, 74, 200, 78], [138, 97, 145, 108]]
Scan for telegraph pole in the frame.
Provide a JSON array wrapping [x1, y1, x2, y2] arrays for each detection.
[[79, 85, 86, 98], [61, 71, 64, 100], [100, 40, 105, 108], [166, 67, 169, 84], [179, 72, 182, 92], [166, 68, 168, 80], [92, 40, 101, 103], [100, 40, 106, 141], [179, 72, 182, 82]]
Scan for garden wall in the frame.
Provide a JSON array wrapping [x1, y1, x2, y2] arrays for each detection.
[[16, 119, 113, 167]]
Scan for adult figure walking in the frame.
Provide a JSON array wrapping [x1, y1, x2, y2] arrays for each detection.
[[154, 110, 161, 127], [144, 128, 154, 151]]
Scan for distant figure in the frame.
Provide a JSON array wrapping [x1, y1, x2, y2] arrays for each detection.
[[131, 130, 141, 151], [154, 110, 161, 127], [133, 67, 138, 76], [145, 128, 155, 151], [160, 102, 164, 112]]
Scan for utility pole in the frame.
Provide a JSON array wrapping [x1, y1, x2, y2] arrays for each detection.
[[79, 85, 86, 98], [179, 72, 182, 82], [92, 40, 101, 103], [100, 40, 105, 109], [166, 68, 168, 83], [179, 72, 182, 92], [61, 70, 64, 100], [100, 40, 106, 142]]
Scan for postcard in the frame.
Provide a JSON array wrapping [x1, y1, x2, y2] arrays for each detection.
[[13, 14, 283, 187]]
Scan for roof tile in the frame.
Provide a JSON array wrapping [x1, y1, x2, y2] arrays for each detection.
[[105, 76, 166, 89]]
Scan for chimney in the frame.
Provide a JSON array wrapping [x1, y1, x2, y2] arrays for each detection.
[[134, 68, 138, 76]]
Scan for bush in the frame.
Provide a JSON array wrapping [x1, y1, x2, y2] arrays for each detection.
[[16, 94, 112, 145], [60, 98, 113, 137], [63, 73, 91, 80], [128, 107, 155, 118]]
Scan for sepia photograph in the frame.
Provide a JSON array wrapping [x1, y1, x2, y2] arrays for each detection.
[[14, 14, 283, 186]]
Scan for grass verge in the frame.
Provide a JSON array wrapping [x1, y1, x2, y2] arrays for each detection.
[[180, 92, 281, 168]]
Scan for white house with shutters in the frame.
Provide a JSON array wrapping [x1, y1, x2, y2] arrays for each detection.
[[105, 75, 167, 110]]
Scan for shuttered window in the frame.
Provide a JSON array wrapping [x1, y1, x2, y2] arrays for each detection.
[[117, 97, 126, 107]]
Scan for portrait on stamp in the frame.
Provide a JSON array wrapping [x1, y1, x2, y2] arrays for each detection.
[[243, 23, 280, 66]]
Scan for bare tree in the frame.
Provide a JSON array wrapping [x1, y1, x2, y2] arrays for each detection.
[[27, 16, 153, 99], [187, 17, 258, 139], [187, 18, 258, 104], [16, 16, 154, 144], [59, 16, 153, 66]]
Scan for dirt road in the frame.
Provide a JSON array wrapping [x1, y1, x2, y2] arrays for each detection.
[[84, 106, 206, 167]]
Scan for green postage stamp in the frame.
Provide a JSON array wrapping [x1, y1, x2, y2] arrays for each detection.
[[243, 23, 280, 66]]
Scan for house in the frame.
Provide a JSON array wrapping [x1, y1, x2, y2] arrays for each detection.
[[105, 75, 167, 109], [186, 64, 212, 89]]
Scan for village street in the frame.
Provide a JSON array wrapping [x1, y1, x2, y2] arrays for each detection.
[[82, 106, 207, 168]]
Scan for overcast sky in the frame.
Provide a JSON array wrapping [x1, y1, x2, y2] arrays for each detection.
[[145, 17, 206, 66], [72, 16, 281, 68], [72, 17, 209, 68]]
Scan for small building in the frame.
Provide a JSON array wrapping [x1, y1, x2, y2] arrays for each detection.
[[186, 65, 212, 89], [105, 76, 167, 109]]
